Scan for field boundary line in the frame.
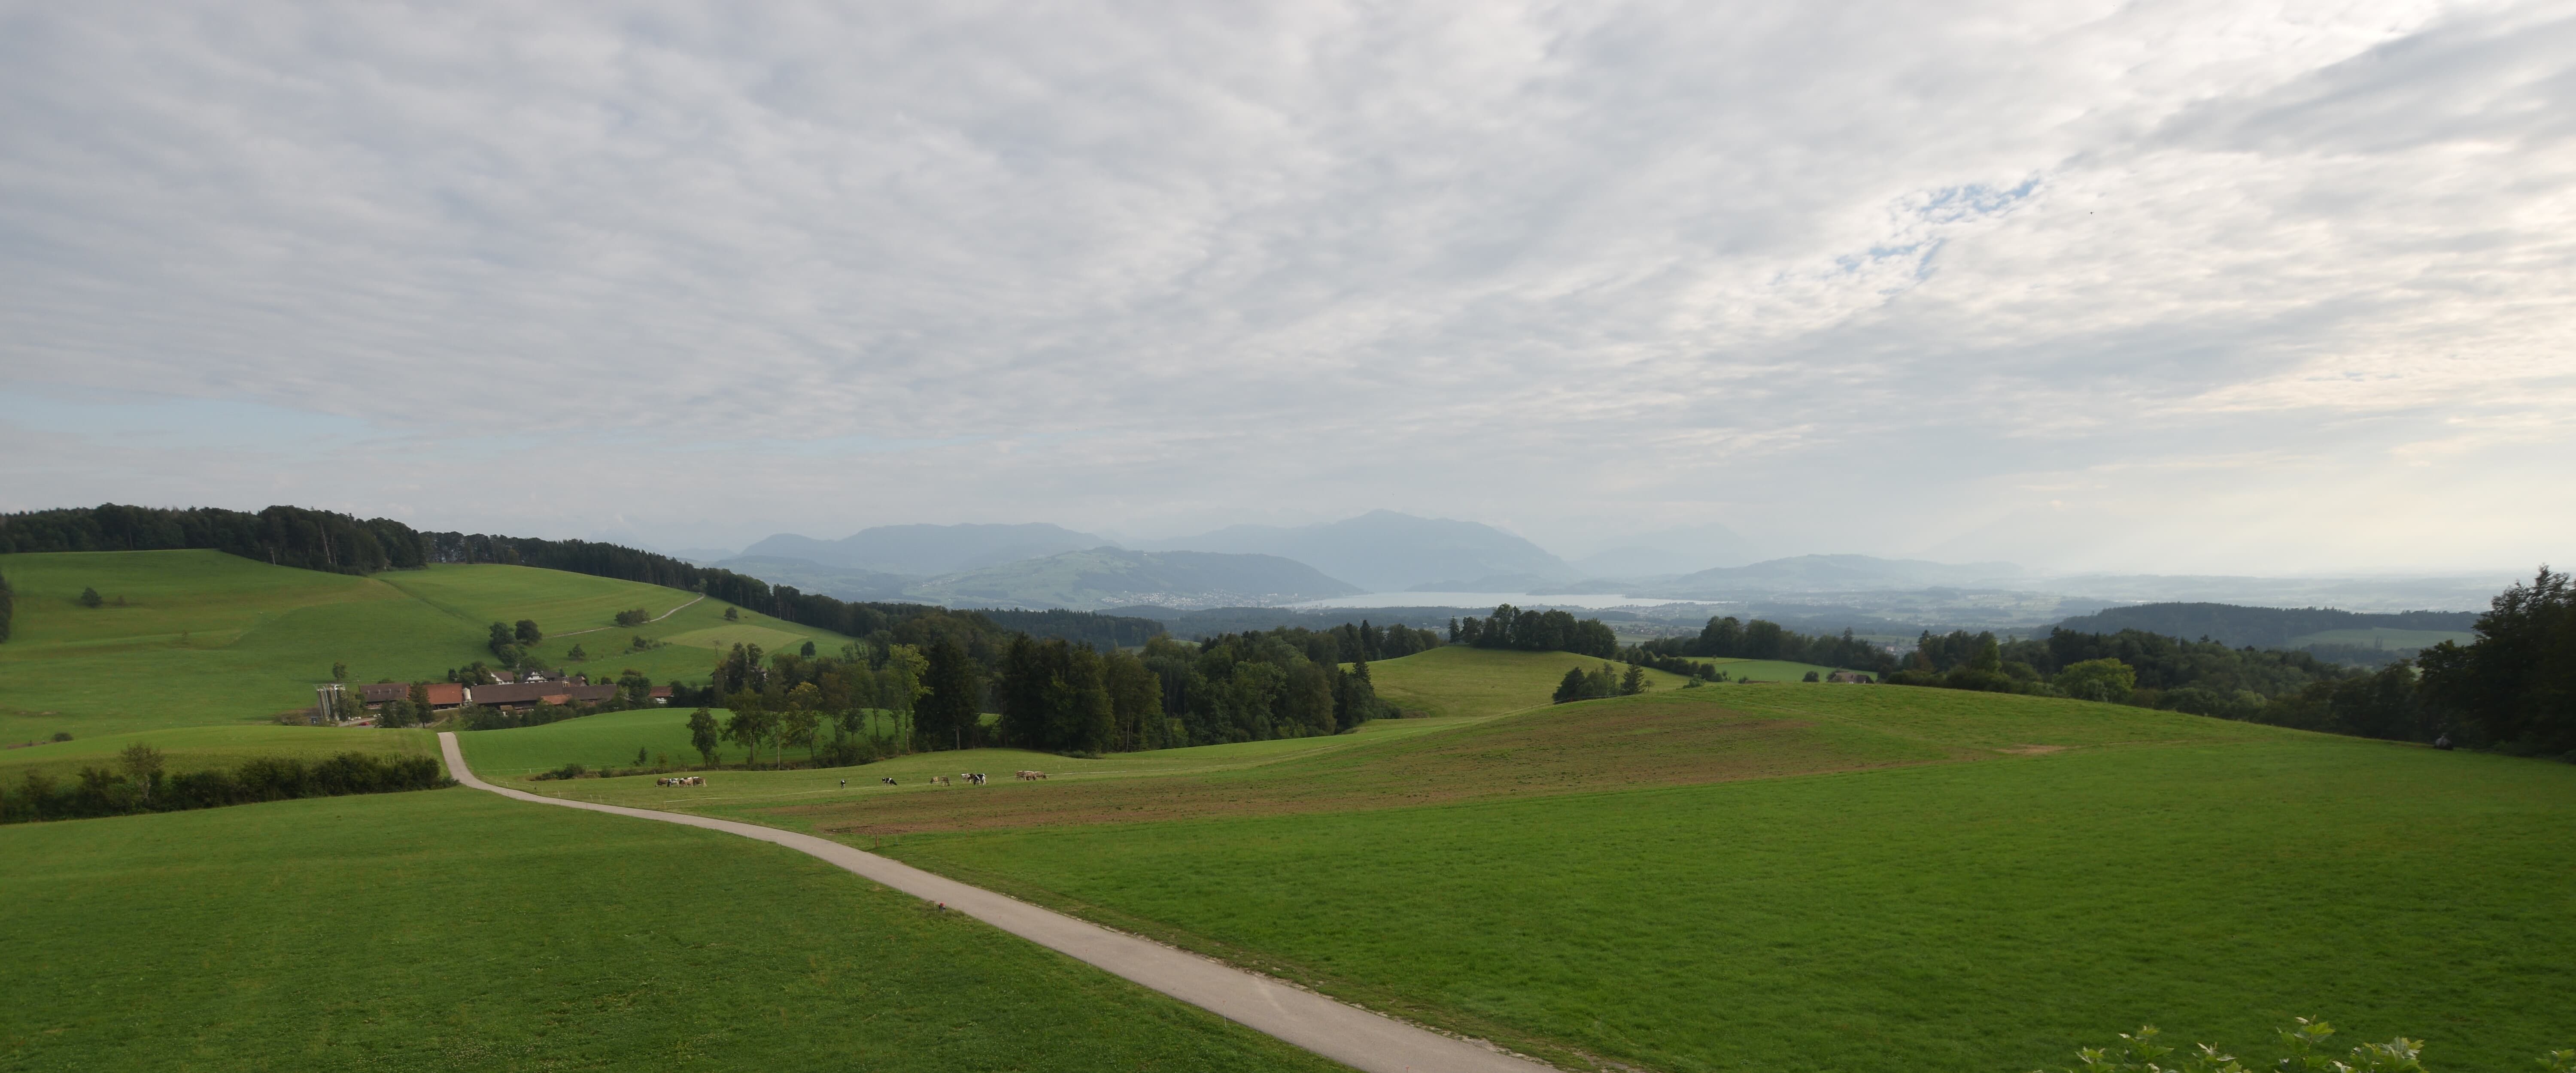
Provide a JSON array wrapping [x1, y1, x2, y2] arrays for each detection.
[[437, 732, 1557, 1073], [549, 594, 707, 639]]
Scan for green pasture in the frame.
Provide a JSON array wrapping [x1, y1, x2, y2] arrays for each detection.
[[0, 724, 433, 783], [0, 551, 488, 737], [0, 790, 1340, 1073], [881, 725, 2576, 1073], [458, 707, 908, 777], [1701, 657, 1846, 681], [2288, 627, 2478, 650], [1364, 646, 1700, 718], [0, 552, 845, 740], [378, 564, 851, 684]]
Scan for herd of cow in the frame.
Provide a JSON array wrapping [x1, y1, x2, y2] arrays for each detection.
[[654, 776, 704, 786]]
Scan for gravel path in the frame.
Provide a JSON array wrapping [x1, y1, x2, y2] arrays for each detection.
[[437, 732, 1556, 1073]]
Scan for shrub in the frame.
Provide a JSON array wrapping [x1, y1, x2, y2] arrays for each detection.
[[2045, 1018, 2571, 1073], [79, 586, 104, 608], [2057, 658, 2139, 703], [614, 609, 651, 627]]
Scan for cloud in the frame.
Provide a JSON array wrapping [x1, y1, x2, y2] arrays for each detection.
[[2, 0, 2569, 572]]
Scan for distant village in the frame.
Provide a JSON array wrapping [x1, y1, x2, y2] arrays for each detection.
[[317, 669, 671, 726]]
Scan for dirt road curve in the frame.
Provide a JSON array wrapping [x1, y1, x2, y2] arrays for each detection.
[[436, 733, 1556, 1073]]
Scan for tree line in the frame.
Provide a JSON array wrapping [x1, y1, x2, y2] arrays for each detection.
[[1, 746, 452, 824], [1136, 627, 1403, 747], [1883, 567, 2576, 757], [0, 504, 427, 575], [1449, 604, 1618, 658], [1633, 616, 1896, 674]]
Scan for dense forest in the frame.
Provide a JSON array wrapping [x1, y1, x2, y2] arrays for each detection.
[[2419, 567, 2576, 756], [1883, 570, 2576, 754], [2053, 602, 2478, 649], [685, 620, 1406, 761], [0, 503, 431, 574], [1138, 627, 1401, 746], [1632, 616, 1896, 674], [1450, 604, 1619, 658]]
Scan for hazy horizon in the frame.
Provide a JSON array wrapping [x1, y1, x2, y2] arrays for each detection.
[[6, 3, 2569, 577]]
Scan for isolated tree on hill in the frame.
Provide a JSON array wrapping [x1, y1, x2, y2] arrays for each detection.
[[800, 640, 817, 658], [79, 586, 103, 609], [723, 606, 740, 621], [567, 644, 587, 662], [514, 619, 542, 645], [330, 661, 348, 682], [1620, 665, 1649, 695], [1553, 667, 1589, 704], [687, 708, 721, 766]]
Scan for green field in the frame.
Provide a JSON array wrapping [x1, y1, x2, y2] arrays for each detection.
[[0, 788, 1342, 1072], [1365, 645, 1703, 717], [865, 699, 2576, 1072], [0, 724, 434, 783], [0, 551, 847, 740], [457, 707, 912, 777], [451, 658, 2576, 1070]]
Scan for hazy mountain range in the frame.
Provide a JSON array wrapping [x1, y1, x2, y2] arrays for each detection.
[[675, 511, 2510, 621]]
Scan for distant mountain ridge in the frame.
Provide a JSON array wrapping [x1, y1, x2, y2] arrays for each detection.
[[1636, 554, 2026, 597], [2052, 603, 2479, 650], [1144, 510, 1575, 592], [903, 547, 1361, 611], [739, 522, 1107, 576]]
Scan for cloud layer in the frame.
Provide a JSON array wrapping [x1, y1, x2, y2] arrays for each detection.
[[3, 1, 2570, 572]]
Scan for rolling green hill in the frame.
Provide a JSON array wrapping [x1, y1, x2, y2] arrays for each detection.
[[1364, 644, 1747, 718], [0, 551, 847, 739], [471, 666, 2576, 1073]]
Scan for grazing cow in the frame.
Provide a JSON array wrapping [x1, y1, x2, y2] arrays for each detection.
[[881, 776, 897, 786], [933, 775, 951, 787]]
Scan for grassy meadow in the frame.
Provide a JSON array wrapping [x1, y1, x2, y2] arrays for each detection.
[[877, 733, 2576, 1073], [1364, 645, 1706, 717], [453, 646, 2567, 1073], [0, 788, 1344, 1073], [0, 551, 844, 740]]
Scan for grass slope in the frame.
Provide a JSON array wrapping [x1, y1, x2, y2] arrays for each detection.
[[0, 552, 847, 739], [0, 724, 434, 783], [1364, 646, 1704, 718], [879, 723, 2576, 1073], [0, 789, 1345, 1072]]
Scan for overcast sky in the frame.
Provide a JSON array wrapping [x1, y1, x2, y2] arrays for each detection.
[[3, 1, 2569, 573]]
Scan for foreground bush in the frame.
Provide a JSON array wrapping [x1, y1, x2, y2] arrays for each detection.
[[1, 751, 453, 823], [2047, 1018, 2573, 1073]]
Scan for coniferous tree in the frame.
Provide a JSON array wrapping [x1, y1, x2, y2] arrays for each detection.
[[916, 638, 981, 752]]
